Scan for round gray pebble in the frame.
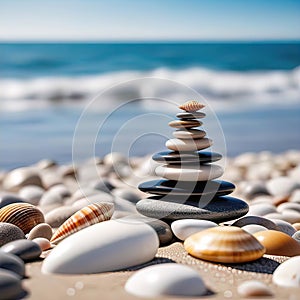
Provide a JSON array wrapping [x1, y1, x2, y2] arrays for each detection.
[[45, 206, 78, 228], [0, 268, 25, 300], [148, 219, 173, 246], [0, 223, 25, 247], [0, 194, 25, 209], [113, 188, 140, 203], [28, 223, 53, 240], [1, 239, 41, 262], [0, 251, 25, 277], [292, 231, 300, 243], [18, 185, 44, 205], [232, 215, 278, 230]]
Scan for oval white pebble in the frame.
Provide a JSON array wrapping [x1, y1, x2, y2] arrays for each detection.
[[237, 280, 273, 297], [171, 219, 217, 241], [273, 256, 300, 287], [42, 220, 159, 274], [125, 263, 207, 298]]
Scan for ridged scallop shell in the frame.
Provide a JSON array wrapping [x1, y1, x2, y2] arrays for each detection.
[[179, 101, 205, 112], [184, 226, 265, 263], [0, 203, 45, 234], [50, 202, 114, 244]]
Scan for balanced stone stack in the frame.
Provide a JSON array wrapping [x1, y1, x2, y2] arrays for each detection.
[[136, 100, 249, 223]]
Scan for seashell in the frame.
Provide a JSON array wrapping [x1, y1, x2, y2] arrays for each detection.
[[254, 230, 300, 256], [50, 203, 114, 244], [272, 256, 300, 287], [179, 100, 205, 112], [184, 226, 265, 263], [0, 203, 44, 234]]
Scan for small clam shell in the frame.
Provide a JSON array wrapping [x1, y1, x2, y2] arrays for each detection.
[[179, 100, 205, 112], [184, 226, 265, 263], [50, 203, 114, 244], [254, 230, 300, 256], [0, 203, 45, 234]]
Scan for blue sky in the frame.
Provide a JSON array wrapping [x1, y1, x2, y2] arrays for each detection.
[[0, 0, 299, 41]]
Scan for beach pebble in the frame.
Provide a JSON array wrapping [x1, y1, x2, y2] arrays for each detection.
[[277, 202, 300, 213], [290, 189, 300, 203], [254, 230, 300, 256], [0, 269, 25, 300], [32, 238, 51, 251], [247, 203, 277, 216], [71, 192, 114, 210], [103, 152, 128, 167], [3, 167, 43, 192], [237, 280, 273, 297], [125, 263, 207, 298], [293, 223, 300, 231], [40, 171, 63, 189], [36, 159, 57, 170], [90, 179, 115, 192], [0, 223, 25, 247], [39, 190, 64, 207], [1, 239, 42, 262], [42, 219, 159, 274], [266, 177, 299, 197], [18, 185, 44, 205], [71, 188, 102, 201], [243, 181, 269, 200], [166, 138, 212, 152], [241, 225, 268, 234], [48, 184, 70, 198], [280, 210, 300, 223], [273, 256, 300, 287], [292, 230, 300, 243], [27, 223, 53, 240], [168, 119, 202, 129], [171, 219, 217, 241], [234, 152, 257, 168], [113, 188, 140, 203], [0, 194, 25, 209], [0, 251, 25, 277], [270, 219, 297, 236], [173, 129, 206, 139], [232, 216, 278, 230], [45, 206, 78, 228]]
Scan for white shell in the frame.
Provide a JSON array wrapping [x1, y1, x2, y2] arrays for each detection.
[[171, 219, 217, 241], [42, 220, 159, 274], [273, 256, 300, 287], [125, 263, 207, 298]]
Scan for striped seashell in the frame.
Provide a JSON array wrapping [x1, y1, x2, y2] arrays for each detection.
[[50, 202, 114, 244], [179, 100, 205, 112], [0, 203, 45, 234]]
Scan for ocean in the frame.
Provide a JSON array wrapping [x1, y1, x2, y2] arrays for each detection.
[[1, 42, 300, 170]]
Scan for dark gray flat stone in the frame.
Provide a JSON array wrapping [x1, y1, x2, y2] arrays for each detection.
[[136, 196, 249, 222], [0, 195, 25, 209], [0, 269, 25, 299], [152, 151, 222, 164], [138, 179, 234, 196], [0, 251, 25, 277], [176, 112, 206, 119]]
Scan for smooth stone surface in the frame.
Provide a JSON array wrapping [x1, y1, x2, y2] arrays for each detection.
[[32, 238, 51, 251], [171, 219, 217, 240], [176, 111, 206, 119], [270, 219, 297, 236], [42, 220, 159, 274], [0, 269, 24, 299], [1, 239, 42, 262], [266, 177, 299, 197], [136, 196, 249, 222], [152, 150, 222, 164], [292, 231, 300, 243], [156, 164, 223, 181], [241, 224, 268, 234], [231, 216, 278, 230], [138, 179, 235, 196], [125, 263, 207, 298], [237, 280, 273, 297], [28, 223, 53, 240], [247, 203, 277, 216], [243, 181, 269, 200], [18, 185, 44, 205], [168, 119, 202, 129], [47, 184, 71, 198], [91, 179, 115, 192], [166, 138, 212, 152], [3, 167, 43, 192], [273, 256, 300, 287], [0, 251, 25, 277], [0, 223, 25, 247], [173, 129, 206, 140], [254, 230, 300, 256], [0, 194, 25, 209], [290, 189, 300, 203], [45, 206, 79, 228], [39, 191, 64, 207], [113, 188, 140, 203], [293, 223, 300, 230], [277, 202, 300, 213]]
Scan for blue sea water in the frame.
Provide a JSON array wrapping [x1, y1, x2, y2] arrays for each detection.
[[0, 42, 300, 169]]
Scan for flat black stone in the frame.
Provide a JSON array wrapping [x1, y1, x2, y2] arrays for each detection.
[[136, 195, 249, 222], [152, 151, 222, 164], [176, 112, 206, 119], [138, 179, 234, 196]]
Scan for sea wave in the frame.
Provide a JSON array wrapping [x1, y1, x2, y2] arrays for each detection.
[[0, 66, 299, 111]]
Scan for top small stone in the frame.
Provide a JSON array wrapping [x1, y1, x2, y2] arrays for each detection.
[[179, 100, 205, 112]]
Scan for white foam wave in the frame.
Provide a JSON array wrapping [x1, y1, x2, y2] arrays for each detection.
[[0, 66, 299, 111]]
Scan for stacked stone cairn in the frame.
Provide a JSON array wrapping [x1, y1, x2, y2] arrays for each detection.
[[136, 100, 249, 223]]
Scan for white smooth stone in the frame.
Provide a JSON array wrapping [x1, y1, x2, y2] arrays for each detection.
[[42, 220, 159, 274], [171, 219, 217, 241], [237, 280, 273, 297], [273, 256, 300, 287], [125, 263, 207, 298], [172, 129, 206, 140], [166, 138, 212, 151], [242, 225, 268, 234], [155, 164, 223, 181], [266, 177, 299, 197], [247, 203, 277, 216]]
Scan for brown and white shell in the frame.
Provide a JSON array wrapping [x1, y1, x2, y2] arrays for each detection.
[[184, 226, 265, 263], [50, 202, 114, 244], [0, 203, 45, 234], [179, 101, 205, 112]]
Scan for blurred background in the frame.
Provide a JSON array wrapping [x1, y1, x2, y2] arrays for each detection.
[[0, 0, 300, 169]]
